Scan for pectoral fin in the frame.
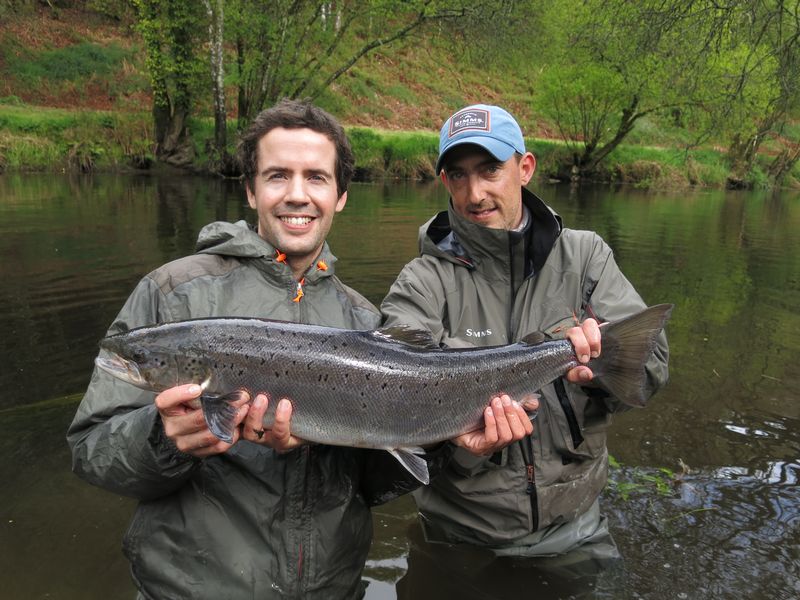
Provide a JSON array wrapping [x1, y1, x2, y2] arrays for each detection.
[[201, 390, 247, 444], [388, 447, 430, 485]]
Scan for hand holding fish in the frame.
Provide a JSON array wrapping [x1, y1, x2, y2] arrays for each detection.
[[242, 394, 307, 453], [452, 394, 535, 456], [155, 384, 249, 458], [564, 318, 601, 384]]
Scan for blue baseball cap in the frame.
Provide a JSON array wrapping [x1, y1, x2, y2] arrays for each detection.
[[435, 104, 526, 174]]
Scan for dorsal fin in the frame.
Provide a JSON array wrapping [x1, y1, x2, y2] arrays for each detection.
[[372, 326, 440, 350], [520, 331, 549, 346]]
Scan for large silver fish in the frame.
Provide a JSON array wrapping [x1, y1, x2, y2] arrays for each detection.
[[96, 304, 672, 483]]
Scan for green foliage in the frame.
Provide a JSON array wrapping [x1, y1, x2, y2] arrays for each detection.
[[0, 105, 153, 171], [607, 456, 677, 501], [4, 42, 131, 83], [347, 127, 438, 180]]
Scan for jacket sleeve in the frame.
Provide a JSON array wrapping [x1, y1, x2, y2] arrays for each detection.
[[66, 276, 200, 500], [579, 233, 670, 411], [380, 257, 448, 343], [358, 444, 454, 507]]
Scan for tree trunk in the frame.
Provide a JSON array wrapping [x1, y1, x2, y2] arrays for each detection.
[[204, 0, 228, 170]]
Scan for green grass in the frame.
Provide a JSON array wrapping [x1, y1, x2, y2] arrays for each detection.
[[3, 41, 131, 83], [0, 104, 153, 172]]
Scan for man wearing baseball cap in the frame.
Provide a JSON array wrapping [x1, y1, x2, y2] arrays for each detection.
[[382, 104, 670, 594]]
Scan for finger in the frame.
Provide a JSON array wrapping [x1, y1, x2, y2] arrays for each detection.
[[482, 404, 498, 448], [581, 318, 602, 358], [504, 400, 530, 439], [270, 399, 294, 450], [243, 394, 269, 442], [162, 407, 208, 439], [566, 366, 594, 384], [566, 327, 591, 364], [155, 384, 202, 415], [520, 394, 540, 412], [513, 402, 534, 435], [174, 427, 227, 455], [492, 396, 513, 445]]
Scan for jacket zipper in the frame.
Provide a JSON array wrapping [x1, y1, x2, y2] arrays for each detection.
[[297, 445, 313, 587], [509, 236, 538, 532], [554, 378, 584, 448], [519, 436, 539, 532]]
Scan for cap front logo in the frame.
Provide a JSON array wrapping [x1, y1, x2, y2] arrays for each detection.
[[449, 108, 490, 138]]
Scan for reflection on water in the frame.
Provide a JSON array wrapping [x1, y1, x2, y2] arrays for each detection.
[[0, 174, 798, 598]]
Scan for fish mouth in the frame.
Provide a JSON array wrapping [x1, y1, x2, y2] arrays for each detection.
[[95, 353, 148, 388]]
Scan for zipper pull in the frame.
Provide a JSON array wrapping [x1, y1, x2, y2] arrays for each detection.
[[526, 464, 535, 494], [292, 278, 305, 303]]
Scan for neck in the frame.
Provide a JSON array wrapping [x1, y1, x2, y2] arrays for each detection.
[[287, 257, 313, 280]]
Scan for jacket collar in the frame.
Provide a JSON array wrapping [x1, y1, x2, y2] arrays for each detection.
[[194, 220, 337, 283], [420, 188, 562, 276]]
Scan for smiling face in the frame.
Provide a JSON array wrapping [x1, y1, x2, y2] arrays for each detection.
[[246, 127, 347, 278], [440, 144, 536, 230]]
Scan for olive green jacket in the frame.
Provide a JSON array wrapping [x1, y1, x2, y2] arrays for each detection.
[[381, 189, 669, 552], [68, 220, 443, 599]]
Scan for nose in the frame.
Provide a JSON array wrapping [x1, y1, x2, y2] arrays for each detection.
[[285, 175, 308, 204], [463, 173, 486, 204]]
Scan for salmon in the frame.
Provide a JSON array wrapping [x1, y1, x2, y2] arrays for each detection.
[[96, 304, 672, 483]]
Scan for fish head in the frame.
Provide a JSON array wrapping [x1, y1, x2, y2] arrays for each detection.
[[96, 331, 181, 391]]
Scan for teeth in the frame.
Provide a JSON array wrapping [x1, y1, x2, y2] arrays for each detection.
[[281, 216, 312, 225]]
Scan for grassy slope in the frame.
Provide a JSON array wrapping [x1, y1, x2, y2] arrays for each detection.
[[0, 5, 796, 189]]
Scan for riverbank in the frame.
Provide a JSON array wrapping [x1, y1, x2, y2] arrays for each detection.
[[2, 102, 776, 190]]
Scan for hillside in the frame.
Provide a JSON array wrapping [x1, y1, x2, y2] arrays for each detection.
[[1, 3, 796, 189]]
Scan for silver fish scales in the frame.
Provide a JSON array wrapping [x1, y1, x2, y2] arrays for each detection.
[[96, 304, 673, 482]]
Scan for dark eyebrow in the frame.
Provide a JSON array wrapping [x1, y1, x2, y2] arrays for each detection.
[[259, 166, 333, 178]]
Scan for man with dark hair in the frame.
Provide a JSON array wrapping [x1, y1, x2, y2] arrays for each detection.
[[68, 98, 531, 599], [382, 104, 670, 595]]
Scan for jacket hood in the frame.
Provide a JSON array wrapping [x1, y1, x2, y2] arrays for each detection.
[[419, 188, 562, 275], [194, 220, 338, 282]]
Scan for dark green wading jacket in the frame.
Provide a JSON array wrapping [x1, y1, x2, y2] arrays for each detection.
[[381, 189, 670, 554], [67, 221, 446, 600]]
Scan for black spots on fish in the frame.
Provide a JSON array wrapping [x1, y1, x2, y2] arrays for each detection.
[[365, 373, 371, 381], [306, 361, 314, 370], [275, 371, 281, 378], [317, 373, 329, 383], [260, 358, 266, 366], [381, 382, 388, 390], [238, 369, 244, 377]]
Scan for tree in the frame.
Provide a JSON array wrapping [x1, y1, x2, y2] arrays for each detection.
[[227, 0, 480, 128], [133, 0, 205, 166], [535, 0, 725, 178], [202, 0, 231, 172]]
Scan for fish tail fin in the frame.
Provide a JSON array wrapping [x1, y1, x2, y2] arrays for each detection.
[[589, 304, 673, 407], [388, 447, 430, 485], [201, 391, 245, 444]]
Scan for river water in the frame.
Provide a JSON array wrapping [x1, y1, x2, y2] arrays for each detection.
[[0, 173, 798, 599]]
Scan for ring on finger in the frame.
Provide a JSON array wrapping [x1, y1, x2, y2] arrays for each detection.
[[254, 428, 265, 440]]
